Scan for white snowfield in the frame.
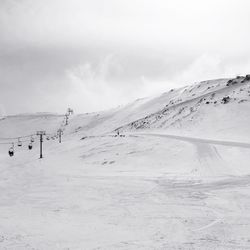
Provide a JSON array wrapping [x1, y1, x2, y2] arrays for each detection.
[[0, 76, 250, 249]]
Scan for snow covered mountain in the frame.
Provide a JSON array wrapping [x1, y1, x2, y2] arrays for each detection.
[[1, 74, 250, 142], [66, 75, 250, 142], [116, 75, 250, 142], [0, 75, 250, 249]]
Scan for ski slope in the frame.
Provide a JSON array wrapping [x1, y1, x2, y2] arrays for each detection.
[[139, 132, 250, 148], [0, 75, 250, 249]]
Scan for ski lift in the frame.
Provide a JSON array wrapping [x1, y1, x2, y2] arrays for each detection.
[[28, 143, 33, 150], [30, 136, 35, 143], [8, 145, 14, 157], [17, 138, 22, 147], [46, 136, 50, 140]]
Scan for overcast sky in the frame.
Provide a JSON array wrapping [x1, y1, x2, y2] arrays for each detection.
[[0, 0, 250, 115]]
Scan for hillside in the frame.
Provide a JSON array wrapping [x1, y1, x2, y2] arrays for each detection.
[[0, 75, 250, 249], [1, 75, 250, 141], [63, 75, 250, 143], [115, 75, 250, 142]]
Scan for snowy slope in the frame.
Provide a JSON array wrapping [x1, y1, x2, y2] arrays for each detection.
[[0, 75, 250, 249], [2, 75, 249, 142], [1, 75, 250, 178], [60, 75, 250, 144], [115, 75, 250, 142]]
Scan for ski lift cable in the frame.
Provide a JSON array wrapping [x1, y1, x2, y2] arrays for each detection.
[[0, 133, 37, 140], [0, 139, 34, 145], [20, 139, 34, 143], [0, 142, 14, 145], [1, 129, 61, 143]]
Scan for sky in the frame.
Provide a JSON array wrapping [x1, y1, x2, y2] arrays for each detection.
[[0, 0, 250, 115]]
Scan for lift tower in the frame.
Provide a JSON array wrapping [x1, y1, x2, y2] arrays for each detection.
[[36, 131, 46, 159]]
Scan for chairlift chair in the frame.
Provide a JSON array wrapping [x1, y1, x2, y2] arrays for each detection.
[[8, 147, 14, 157], [30, 136, 35, 143], [17, 138, 22, 147], [28, 143, 33, 150]]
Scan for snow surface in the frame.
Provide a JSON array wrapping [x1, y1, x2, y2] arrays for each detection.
[[0, 76, 250, 249]]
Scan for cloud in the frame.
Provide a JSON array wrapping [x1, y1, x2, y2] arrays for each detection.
[[174, 54, 224, 84], [1, 0, 250, 114], [174, 54, 250, 86], [65, 55, 145, 112]]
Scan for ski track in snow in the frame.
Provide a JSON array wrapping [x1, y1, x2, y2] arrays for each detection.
[[137, 132, 250, 149]]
